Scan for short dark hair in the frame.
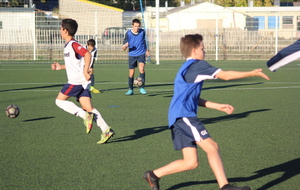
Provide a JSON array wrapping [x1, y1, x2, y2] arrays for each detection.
[[132, 18, 141, 26], [87, 39, 96, 47], [61, 19, 78, 37], [180, 34, 203, 58]]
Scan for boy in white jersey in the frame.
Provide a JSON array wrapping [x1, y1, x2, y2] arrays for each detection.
[[51, 19, 114, 144], [86, 39, 101, 93], [143, 34, 270, 190]]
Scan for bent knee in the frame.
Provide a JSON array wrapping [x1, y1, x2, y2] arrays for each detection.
[[55, 99, 64, 107], [185, 161, 199, 170], [211, 141, 219, 151], [199, 138, 220, 153]]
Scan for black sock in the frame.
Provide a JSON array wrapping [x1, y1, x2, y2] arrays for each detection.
[[128, 77, 133, 90], [140, 72, 145, 88], [150, 170, 159, 180], [221, 184, 230, 190]]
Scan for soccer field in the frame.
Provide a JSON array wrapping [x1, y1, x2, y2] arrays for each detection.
[[0, 60, 299, 190]]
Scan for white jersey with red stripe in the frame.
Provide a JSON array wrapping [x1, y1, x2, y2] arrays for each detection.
[[64, 40, 90, 87]]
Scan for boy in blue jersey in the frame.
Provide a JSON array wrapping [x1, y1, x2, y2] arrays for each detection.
[[122, 18, 150, 95], [143, 34, 270, 190]]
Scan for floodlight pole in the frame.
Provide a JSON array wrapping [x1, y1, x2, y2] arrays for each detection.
[[275, 12, 278, 54], [215, 13, 219, 61], [155, 0, 160, 65]]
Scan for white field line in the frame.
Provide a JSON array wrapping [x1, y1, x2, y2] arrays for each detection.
[[1, 82, 300, 85], [0, 84, 300, 92], [1, 86, 300, 92]]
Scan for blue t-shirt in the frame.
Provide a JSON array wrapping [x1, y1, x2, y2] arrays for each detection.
[[168, 59, 221, 127], [123, 29, 147, 56]]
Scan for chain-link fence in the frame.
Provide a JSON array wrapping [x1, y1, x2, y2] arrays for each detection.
[[0, 6, 299, 62]]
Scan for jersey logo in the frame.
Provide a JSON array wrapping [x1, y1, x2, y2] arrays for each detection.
[[64, 52, 70, 57], [201, 130, 208, 136], [77, 46, 82, 50]]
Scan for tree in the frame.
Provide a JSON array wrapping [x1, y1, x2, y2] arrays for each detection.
[[234, 0, 248, 7], [264, 0, 273, 6], [215, 0, 234, 7], [90, 0, 180, 11]]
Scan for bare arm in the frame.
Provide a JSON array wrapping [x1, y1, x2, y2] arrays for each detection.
[[83, 51, 92, 81], [51, 62, 65, 70], [198, 98, 234, 114], [122, 42, 128, 51], [216, 69, 270, 81], [146, 50, 150, 57]]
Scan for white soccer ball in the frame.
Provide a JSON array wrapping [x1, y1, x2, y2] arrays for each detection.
[[6, 105, 20, 118], [134, 77, 144, 87]]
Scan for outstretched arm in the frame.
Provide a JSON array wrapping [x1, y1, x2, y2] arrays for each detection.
[[198, 98, 234, 114], [51, 62, 65, 70], [216, 69, 270, 81]]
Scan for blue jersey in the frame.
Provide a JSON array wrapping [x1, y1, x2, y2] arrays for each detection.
[[123, 29, 147, 56], [168, 59, 220, 127]]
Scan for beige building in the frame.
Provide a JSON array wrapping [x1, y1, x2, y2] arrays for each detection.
[[59, 0, 123, 36], [146, 2, 300, 38], [165, 2, 247, 31]]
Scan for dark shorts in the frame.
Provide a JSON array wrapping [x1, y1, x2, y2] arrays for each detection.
[[61, 84, 91, 101], [171, 117, 210, 150], [128, 54, 146, 69]]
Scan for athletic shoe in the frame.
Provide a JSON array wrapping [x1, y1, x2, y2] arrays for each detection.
[[139, 88, 147, 95], [97, 127, 115, 144], [221, 184, 250, 190], [143, 170, 160, 190], [90, 86, 101, 93], [84, 112, 94, 134], [125, 89, 133, 95]]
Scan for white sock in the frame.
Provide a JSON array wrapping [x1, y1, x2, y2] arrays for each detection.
[[55, 99, 86, 119], [91, 108, 109, 133]]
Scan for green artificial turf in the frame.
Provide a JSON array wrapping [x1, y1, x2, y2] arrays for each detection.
[[0, 60, 299, 190]]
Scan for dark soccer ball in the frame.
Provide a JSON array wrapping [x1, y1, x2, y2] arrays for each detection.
[[6, 105, 20, 118], [134, 77, 144, 87]]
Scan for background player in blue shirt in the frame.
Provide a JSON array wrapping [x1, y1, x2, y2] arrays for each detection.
[[122, 19, 150, 95], [143, 34, 270, 190]]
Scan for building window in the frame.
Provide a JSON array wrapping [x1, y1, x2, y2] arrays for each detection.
[[253, 16, 265, 29], [282, 16, 293, 29], [268, 16, 280, 29], [0, 21, 2, 29]]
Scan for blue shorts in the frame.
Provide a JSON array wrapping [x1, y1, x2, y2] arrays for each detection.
[[171, 117, 210, 150], [61, 84, 91, 101], [128, 54, 146, 69]]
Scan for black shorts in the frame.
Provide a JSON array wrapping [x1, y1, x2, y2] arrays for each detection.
[[171, 117, 211, 150], [128, 54, 146, 69]]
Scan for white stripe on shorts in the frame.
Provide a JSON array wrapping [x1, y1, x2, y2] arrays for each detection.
[[182, 117, 202, 142]]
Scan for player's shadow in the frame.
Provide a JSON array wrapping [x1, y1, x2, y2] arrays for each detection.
[[203, 82, 263, 90], [149, 82, 263, 97], [109, 125, 168, 143], [110, 109, 270, 143], [165, 158, 300, 190], [22, 117, 55, 122], [0, 84, 63, 92], [200, 108, 271, 125]]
